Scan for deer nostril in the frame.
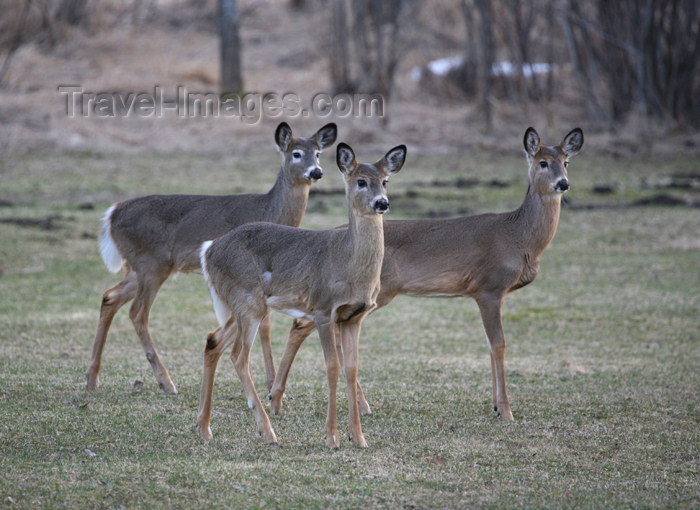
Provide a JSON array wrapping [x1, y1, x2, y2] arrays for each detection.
[[375, 199, 389, 213], [309, 168, 323, 181], [557, 179, 569, 191]]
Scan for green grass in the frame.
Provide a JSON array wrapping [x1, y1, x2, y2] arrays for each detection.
[[0, 147, 698, 508]]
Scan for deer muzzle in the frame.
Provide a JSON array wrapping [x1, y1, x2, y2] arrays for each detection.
[[374, 198, 390, 214], [555, 179, 570, 193], [307, 168, 323, 182]]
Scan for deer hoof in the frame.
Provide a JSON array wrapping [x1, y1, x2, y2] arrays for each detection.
[[159, 381, 178, 395], [196, 424, 213, 441], [86, 376, 99, 391], [325, 433, 340, 450]]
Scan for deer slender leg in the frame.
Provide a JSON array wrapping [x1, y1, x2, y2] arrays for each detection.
[[269, 318, 315, 414], [86, 270, 138, 390], [196, 324, 235, 439], [128, 270, 177, 395], [490, 353, 498, 412], [231, 314, 278, 444], [257, 314, 276, 392], [477, 295, 514, 421], [317, 321, 340, 449], [338, 320, 367, 448], [335, 323, 372, 417]]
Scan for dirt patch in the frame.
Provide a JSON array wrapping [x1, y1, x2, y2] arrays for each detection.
[[0, 215, 67, 230], [642, 173, 700, 192], [632, 194, 698, 208]]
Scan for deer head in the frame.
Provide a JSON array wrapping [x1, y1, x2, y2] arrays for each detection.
[[336, 142, 406, 217], [524, 127, 583, 197], [275, 122, 338, 184]]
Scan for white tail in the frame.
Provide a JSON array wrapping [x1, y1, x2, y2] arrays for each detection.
[[99, 205, 123, 274], [267, 127, 584, 422], [199, 240, 229, 327], [196, 142, 407, 448], [86, 122, 337, 394]]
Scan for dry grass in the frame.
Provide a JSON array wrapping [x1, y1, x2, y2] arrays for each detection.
[[0, 144, 698, 508]]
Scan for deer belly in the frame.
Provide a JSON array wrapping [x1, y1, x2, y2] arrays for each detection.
[[265, 295, 314, 321]]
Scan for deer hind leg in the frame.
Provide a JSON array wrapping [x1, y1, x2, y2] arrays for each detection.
[[269, 318, 316, 414], [196, 323, 235, 440], [257, 313, 276, 393], [477, 296, 514, 421], [86, 270, 138, 390], [231, 314, 278, 445], [317, 321, 341, 449], [335, 323, 372, 417], [129, 269, 177, 395], [338, 320, 368, 448]]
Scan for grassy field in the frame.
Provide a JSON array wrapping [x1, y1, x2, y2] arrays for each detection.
[[0, 144, 698, 508]]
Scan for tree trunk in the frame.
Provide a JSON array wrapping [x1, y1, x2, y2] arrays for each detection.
[[474, 0, 493, 133], [219, 0, 243, 95], [329, 0, 353, 93]]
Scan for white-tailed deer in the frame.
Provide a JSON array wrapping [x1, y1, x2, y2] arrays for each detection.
[[267, 127, 583, 422], [86, 122, 337, 394], [197, 142, 406, 448]]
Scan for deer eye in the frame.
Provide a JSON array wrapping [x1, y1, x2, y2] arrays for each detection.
[[292, 151, 302, 159], [564, 161, 569, 168], [357, 179, 367, 189], [382, 180, 388, 188], [539, 161, 548, 169]]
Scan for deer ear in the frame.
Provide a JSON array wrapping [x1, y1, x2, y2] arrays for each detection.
[[561, 128, 584, 157], [275, 122, 293, 152], [312, 123, 338, 150], [523, 127, 541, 160], [336, 143, 356, 175], [382, 144, 407, 175]]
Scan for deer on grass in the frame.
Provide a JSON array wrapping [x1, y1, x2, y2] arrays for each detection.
[[197, 142, 407, 448], [267, 127, 583, 422], [86, 122, 337, 394]]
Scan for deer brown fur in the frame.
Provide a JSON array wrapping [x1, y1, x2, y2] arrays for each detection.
[[197, 142, 406, 448], [267, 127, 583, 422], [86, 122, 337, 394]]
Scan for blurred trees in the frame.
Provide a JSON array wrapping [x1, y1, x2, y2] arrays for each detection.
[[323, 0, 699, 128], [328, 0, 415, 101], [561, 0, 700, 125], [1, 0, 697, 128]]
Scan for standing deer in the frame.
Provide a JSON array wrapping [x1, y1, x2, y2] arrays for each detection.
[[196, 142, 406, 448], [86, 122, 337, 394], [267, 127, 583, 422]]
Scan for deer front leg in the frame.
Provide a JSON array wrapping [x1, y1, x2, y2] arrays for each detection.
[[269, 318, 316, 414], [196, 325, 234, 440], [477, 296, 514, 421], [317, 321, 340, 449], [335, 323, 372, 417], [231, 316, 278, 445], [339, 320, 368, 448], [86, 271, 137, 390], [257, 314, 276, 393]]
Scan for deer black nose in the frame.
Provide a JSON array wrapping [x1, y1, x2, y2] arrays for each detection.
[[308, 168, 323, 182], [557, 179, 569, 192], [374, 198, 389, 213]]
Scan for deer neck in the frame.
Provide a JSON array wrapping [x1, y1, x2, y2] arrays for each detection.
[[512, 184, 562, 259], [265, 166, 310, 227], [344, 210, 385, 284]]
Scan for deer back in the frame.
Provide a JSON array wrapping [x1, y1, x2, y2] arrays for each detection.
[[104, 122, 337, 273]]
